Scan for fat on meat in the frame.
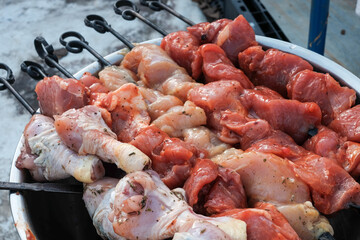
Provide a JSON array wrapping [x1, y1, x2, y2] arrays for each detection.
[[216, 203, 300, 240], [247, 130, 360, 214], [240, 86, 322, 144], [183, 127, 231, 158], [130, 125, 201, 189], [183, 158, 247, 215], [151, 100, 207, 138], [303, 125, 360, 177], [54, 105, 151, 173], [287, 69, 356, 125], [107, 170, 247, 240], [121, 43, 202, 102], [16, 114, 104, 183], [238, 46, 313, 97], [199, 44, 254, 89], [35, 75, 88, 117], [328, 105, 360, 142], [160, 31, 203, 79]]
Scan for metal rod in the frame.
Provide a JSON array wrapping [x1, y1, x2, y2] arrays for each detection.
[[21, 61, 49, 80], [140, 0, 195, 26], [0, 63, 36, 115], [0, 181, 82, 194], [308, 0, 330, 55], [59, 31, 112, 67], [34, 36, 76, 79], [113, 0, 169, 36], [84, 14, 135, 49]]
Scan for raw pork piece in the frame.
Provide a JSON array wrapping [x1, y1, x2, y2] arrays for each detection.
[[54, 105, 150, 173], [35, 75, 88, 117], [16, 114, 104, 183], [240, 86, 322, 144], [287, 70, 355, 125], [107, 170, 247, 240], [130, 125, 200, 189], [329, 105, 360, 142], [184, 158, 247, 215], [238, 46, 313, 97], [121, 43, 201, 101], [199, 44, 254, 88], [215, 15, 258, 63], [303, 125, 360, 177], [187, 19, 232, 44], [160, 31, 203, 79], [216, 203, 300, 240]]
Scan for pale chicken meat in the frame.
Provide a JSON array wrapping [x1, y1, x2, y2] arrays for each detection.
[[151, 101, 207, 138], [183, 127, 231, 158], [54, 105, 151, 173], [121, 43, 202, 101], [16, 114, 105, 183], [98, 65, 138, 91], [35, 75, 88, 117], [108, 170, 247, 240]]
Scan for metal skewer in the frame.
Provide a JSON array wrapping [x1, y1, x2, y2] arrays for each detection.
[[113, 0, 168, 36], [1, 181, 83, 194], [139, 0, 195, 26], [21, 61, 49, 80], [34, 36, 76, 79], [0, 63, 36, 115], [84, 14, 134, 49]]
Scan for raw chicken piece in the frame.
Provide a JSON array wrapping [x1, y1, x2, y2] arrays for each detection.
[[187, 19, 231, 44], [108, 170, 247, 240], [98, 65, 138, 91], [130, 125, 200, 189], [212, 149, 311, 205], [238, 46, 313, 97], [152, 100, 207, 138], [216, 203, 300, 240], [161, 31, 203, 79], [303, 125, 360, 177], [215, 15, 258, 63], [16, 114, 104, 183], [121, 43, 202, 101], [80, 72, 110, 94], [199, 44, 254, 88], [247, 131, 360, 214], [276, 201, 334, 240], [83, 178, 122, 240], [183, 127, 231, 158], [139, 87, 183, 120], [184, 158, 247, 215], [288, 70, 356, 125], [329, 105, 360, 142], [54, 105, 151, 173], [35, 75, 88, 117], [240, 86, 322, 144], [211, 149, 334, 240]]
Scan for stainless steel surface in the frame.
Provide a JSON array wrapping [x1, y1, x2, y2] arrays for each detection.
[[9, 37, 360, 240]]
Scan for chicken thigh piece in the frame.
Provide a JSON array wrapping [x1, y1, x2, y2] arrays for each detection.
[[108, 170, 247, 240], [54, 105, 151, 173], [16, 114, 104, 183]]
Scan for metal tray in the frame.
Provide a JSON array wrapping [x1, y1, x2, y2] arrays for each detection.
[[9, 37, 360, 240]]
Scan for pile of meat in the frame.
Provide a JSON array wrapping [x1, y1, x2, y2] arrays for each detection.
[[16, 14, 360, 240]]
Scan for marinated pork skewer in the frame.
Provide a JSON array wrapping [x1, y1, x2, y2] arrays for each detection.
[[139, 0, 196, 26], [84, 171, 248, 240]]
